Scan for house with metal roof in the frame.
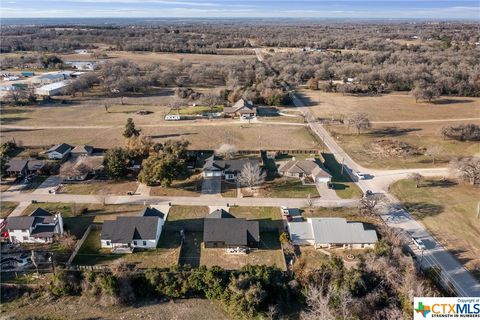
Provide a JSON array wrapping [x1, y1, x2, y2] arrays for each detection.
[[203, 210, 260, 249], [45, 143, 72, 160], [5, 208, 64, 244], [278, 159, 332, 183], [288, 218, 378, 249], [100, 207, 165, 253]]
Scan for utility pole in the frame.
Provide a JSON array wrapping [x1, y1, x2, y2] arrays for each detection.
[[340, 157, 345, 175], [322, 135, 325, 153], [477, 202, 480, 219]]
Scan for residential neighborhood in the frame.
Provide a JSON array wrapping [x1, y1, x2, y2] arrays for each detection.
[[0, 6, 479, 320]]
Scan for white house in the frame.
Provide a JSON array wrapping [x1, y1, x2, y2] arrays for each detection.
[[45, 143, 72, 160], [5, 208, 64, 244], [34, 81, 69, 96], [101, 207, 165, 253], [288, 218, 378, 249]]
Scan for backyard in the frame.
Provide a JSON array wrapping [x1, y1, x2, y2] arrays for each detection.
[[391, 178, 480, 280]]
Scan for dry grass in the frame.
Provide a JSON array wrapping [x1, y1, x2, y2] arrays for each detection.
[[200, 232, 286, 270], [61, 180, 138, 195], [255, 177, 319, 198], [1, 123, 320, 150], [1, 295, 229, 320], [391, 178, 480, 280], [0, 201, 18, 218], [150, 174, 203, 197]]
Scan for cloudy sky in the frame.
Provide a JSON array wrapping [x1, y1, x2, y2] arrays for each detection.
[[1, 0, 478, 19]]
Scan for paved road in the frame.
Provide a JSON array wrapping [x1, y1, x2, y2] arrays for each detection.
[[0, 191, 358, 209], [287, 84, 480, 296], [201, 176, 221, 196]]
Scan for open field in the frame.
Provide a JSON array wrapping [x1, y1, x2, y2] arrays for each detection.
[[0, 201, 18, 218], [299, 90, 480, 169], [73, 229, 181, 268], [1, 295, 230, 320], [61, 180, 138, 195], [200, 232, 286, 270], [1, 122, 320, 150], [150, 174, 203, 197], [391, 178, 480, 280]]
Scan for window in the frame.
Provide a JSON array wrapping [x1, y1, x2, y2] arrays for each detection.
[[23, 236, 28, 241], [10, 236, 16, 242], [143, 241, 147, 246], [133, 241, 137, 246], [106, 241, 111, 246]]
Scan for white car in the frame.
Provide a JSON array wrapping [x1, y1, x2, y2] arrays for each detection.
[[280, 206, 290, 215], [412, 237, 426, 250]]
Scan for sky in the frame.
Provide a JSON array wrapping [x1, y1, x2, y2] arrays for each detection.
[[0, 0, 479, 20]]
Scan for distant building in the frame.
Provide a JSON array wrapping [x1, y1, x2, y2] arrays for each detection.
[[165, 114, 181, 121], [65, 61, 96, 71], [223, 98, 257, 118], [5, 208, 64, 244], [74, 49, 89, 54], [32, 73, 71, 86], [101, 207, 165, 253], [203, 210, 260, 249], [5, 158, 28, 177], [288, 218, 378, 249], [45, 143, 72, 160], [71, 145, 94, 157], [34, 81, 69, 96]]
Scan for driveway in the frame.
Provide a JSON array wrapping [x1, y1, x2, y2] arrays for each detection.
[[315, 182, 340, 200], [32, 175, 62, 195], [201, 176, 221, 196]]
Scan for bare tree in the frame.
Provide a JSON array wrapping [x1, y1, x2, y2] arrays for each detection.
[[345, 112, 371, 135], [215, 143, 238, 160], [408, 172, 424, 188], [425, 145, 443, 165], [237, 162, 266, 190], [265, 305, 278, 320], [449, 157, 480, 185], [300, 283, 334, 320], [201, 93, 220, 111], [358, 193, 382, 216], [305, 194, 315, 213]]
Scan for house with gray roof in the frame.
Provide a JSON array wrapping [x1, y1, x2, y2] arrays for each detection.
[[203, 155, 262, 181], [278, 159, 332, 183], [71, 144, 93, 157], [45, 143, 72, 160], [100, 207, 165, 253], [5, 158, 28, 177], [5, 208, 64, 244], [288, 218, 377, 250], [223, 98, 257, 118], [203, 210, 259, 249]]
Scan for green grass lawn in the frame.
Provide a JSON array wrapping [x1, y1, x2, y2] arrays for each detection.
[[221, 180, 237, 198], [150, 174, 203, 197], [321, 153, 363, 199], [260, 177, 319, 198], [229, 206, 283, 230], [178, 105, 223, 115], [0, 201, 18, 218], [73, 229, 182, 268], [391, 178, 480, 280]]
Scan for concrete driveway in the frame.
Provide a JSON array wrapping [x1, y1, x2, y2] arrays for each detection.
[[315, 182, 339, 200], [32, 175, 62, 194], [201, 176, 221, 196]]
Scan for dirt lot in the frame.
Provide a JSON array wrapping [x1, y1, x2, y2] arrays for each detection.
[[200, 232, 286, 270], [1, 296, 230, 320], [299, 90, 480, 169], [391, 178, 480, 280]]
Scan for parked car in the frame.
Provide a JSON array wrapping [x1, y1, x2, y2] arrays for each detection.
[[412, 237, 426, 250], [280, 206, 289, 215], [327, 182, 334, 189], [365, 190, 374, 196]]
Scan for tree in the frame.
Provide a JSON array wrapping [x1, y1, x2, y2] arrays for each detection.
[[300, 283, 334, 320], [441, 124, 480, 141], [125, 136, 152, 160], [123, 118, 140, 138], [358, 193, 382, 216], [138, 154, 186, 187], [201, 93, 220, 111], [411, 82, 440, 103], [5, 89, 28, 105], [408, 172, 424, 188], [345, 112, 371, 135], [103, 148, 130, 180], [0, 153, 9, 175], [237, 162, 266, 190], [449, 157, 480, 185], [425, 145, 443, 165], [215, 143, 238, 160]]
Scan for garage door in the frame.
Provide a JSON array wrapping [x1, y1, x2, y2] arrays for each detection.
[[205, 171, 222, 177]]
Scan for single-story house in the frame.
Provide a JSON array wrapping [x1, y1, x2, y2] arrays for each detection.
[[5, 208, 64, 244], [100, 207, 165, 253], [288, 218, 378, 249], [71, 145, 93, 157], [26, 160, 49, 175], [5, 158, 28, 177], [278, 159, 332, 183], [203, 210, 260, 249], [223, 98, 257, 118], [65, 61, 97, 71], [45, 143, 72, 160], [34, 81, 70, 96], [203, 155, 262, 181], [61, 156, 103, 181]]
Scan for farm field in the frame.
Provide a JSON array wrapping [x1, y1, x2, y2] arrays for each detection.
[[391, 178, 480, 280], [299, 90, 480, 169], [1, 122, 320, 150]]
